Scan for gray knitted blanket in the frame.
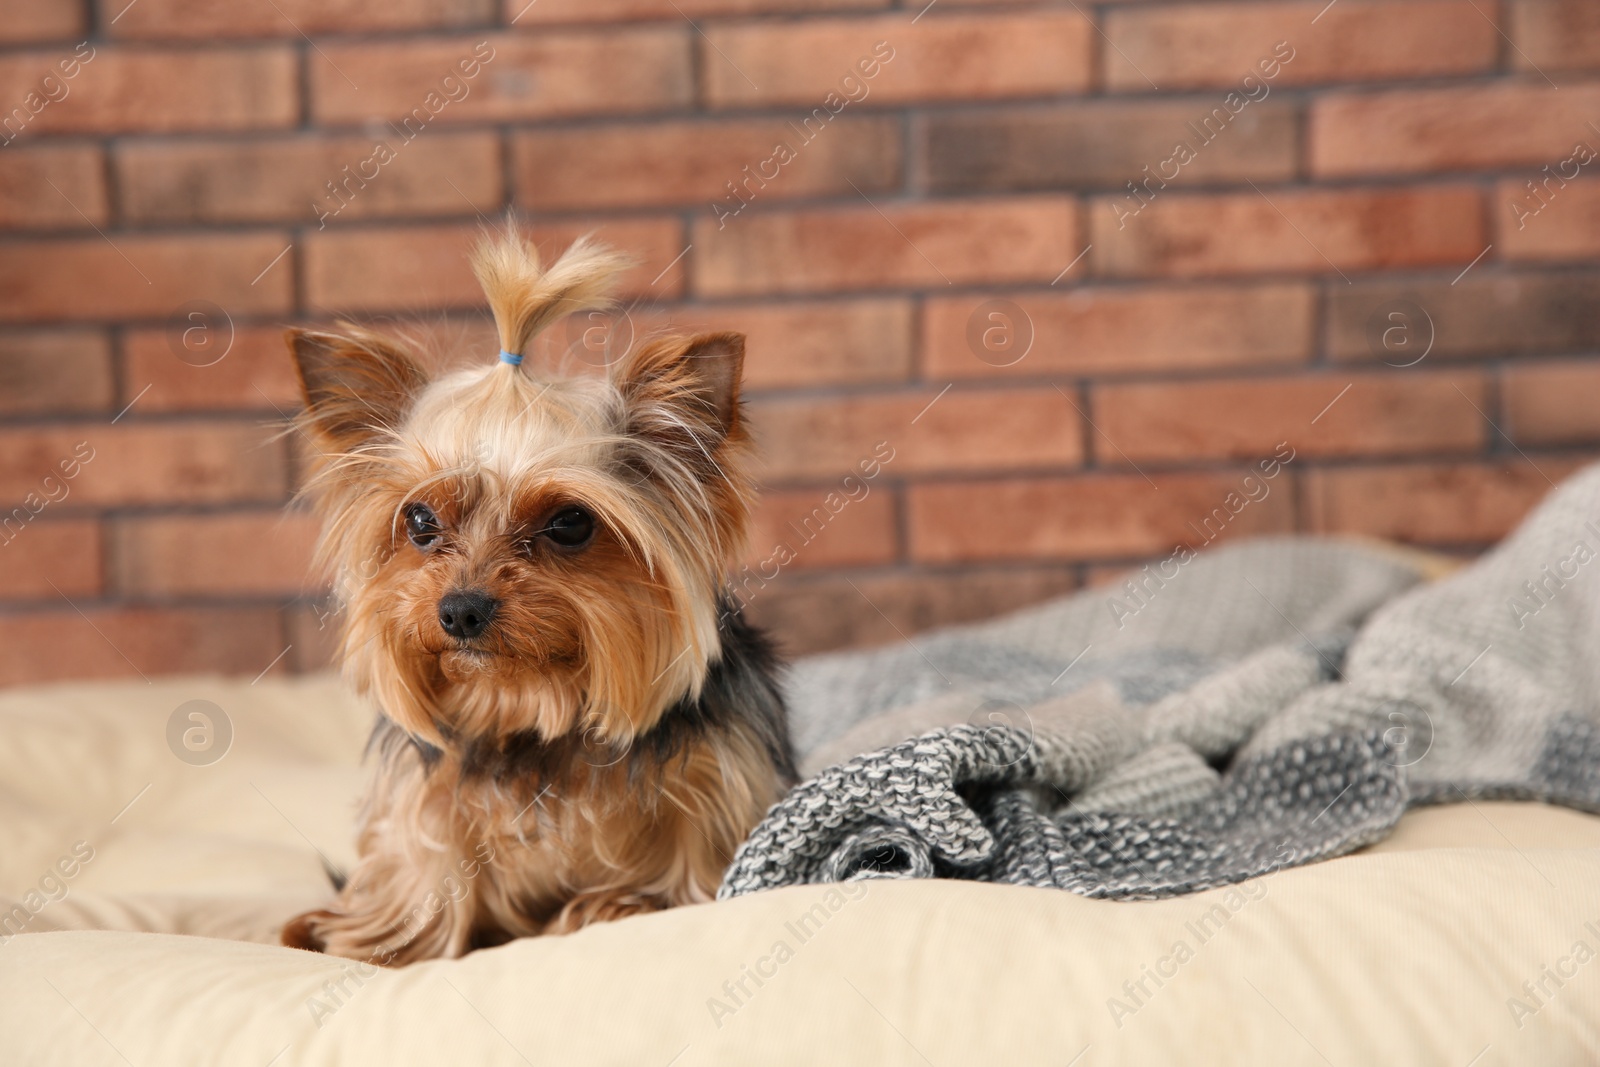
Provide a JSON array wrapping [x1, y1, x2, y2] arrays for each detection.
[[719, 464, 1600, 900]]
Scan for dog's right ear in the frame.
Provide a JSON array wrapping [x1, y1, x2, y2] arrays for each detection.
[[286, 327, 428, 452]]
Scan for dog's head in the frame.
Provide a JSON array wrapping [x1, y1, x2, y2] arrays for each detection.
[[288, 232, 753, 751]]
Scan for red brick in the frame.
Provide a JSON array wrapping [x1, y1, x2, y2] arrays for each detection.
[[1093, 372, 1487, 463], [1510, 0, 1600, 73], [751, 387, 1081, 482], [304, 219, 686, 313], [0, 424, 289, 507], [123, 326, 304, 414], [117, 131, 502, 225], [1325, 272, 1600, 362], [106, 0, 495, 38], [909, 470, 1295, 563], [0, 520, 102, 600], [0, 607, 285, 685], [511, 116, 901, 212], [0, 145, 107, 228], [0, 330, 114, 415], [636, 299, 913, 389], [1307, 461, 1578, 544], [1105, 1, 1495, 91], [1310, 84, 1600, 177], [0, 0, 85, 42], [505, 0, 886, 23], [695, 198, 1077, 297], [312, 32, 689, 126], [112, 511, 320, 598], [0, 232, 294, 323], [922, 283, 1313, 379], [1504, 361, 1600, 446], [1090, 186, 1484, 279], [1498, 177, 1600, 261], [744, 566, 1080, 655], [0, 46, 296, 137], [922, 100, 1296, 193], [703, 12, 1091, 109], [286, 604, 340, 673], [744, 487, 898, 572]]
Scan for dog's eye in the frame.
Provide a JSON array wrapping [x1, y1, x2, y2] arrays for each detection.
[[541, 506, 595, 549], [405, 503, 442, 549]]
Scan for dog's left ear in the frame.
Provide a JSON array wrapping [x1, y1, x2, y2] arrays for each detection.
[[612, 331, 744, 447], [286, 327, 429, 452]]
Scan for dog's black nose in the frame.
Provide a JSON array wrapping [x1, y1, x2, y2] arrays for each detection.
[[438, 591, 499, 640]]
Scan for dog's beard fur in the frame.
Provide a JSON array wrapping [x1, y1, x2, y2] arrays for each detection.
[[280, 232, 793, 965]]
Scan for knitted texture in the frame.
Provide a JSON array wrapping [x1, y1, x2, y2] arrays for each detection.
[[720, 465, 1600, 900]]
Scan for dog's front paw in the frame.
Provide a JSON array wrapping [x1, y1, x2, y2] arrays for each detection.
[[280, 904, 434, 965], [281, 909, 333, 953], [547, 890, 662, 934]]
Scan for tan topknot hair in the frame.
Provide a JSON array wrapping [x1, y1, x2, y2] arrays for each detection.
[[471, 225, 635, 361]]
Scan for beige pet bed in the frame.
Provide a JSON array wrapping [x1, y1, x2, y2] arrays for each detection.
[[2, 673, 1597, 1066]]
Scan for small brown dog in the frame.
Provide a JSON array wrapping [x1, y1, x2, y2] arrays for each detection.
[[281, 230, 794, 964]]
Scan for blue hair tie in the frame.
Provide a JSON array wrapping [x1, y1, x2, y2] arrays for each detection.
[[499, 350, 523, 366]]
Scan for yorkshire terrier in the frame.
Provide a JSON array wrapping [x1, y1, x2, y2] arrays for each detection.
[[280, 230, 794, 964]]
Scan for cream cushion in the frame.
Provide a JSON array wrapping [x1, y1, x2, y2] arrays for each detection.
[[1, 674, 1597, 1066]]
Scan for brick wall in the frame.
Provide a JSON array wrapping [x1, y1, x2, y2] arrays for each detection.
[[1, 0, 1598, 686]]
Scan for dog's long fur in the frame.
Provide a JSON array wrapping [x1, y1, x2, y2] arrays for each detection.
[[280, 229, 794, 964]]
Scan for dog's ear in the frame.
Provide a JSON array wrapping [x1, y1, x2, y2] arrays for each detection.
[[286, 327, 428, 452], [611, 331, 744, 450]]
